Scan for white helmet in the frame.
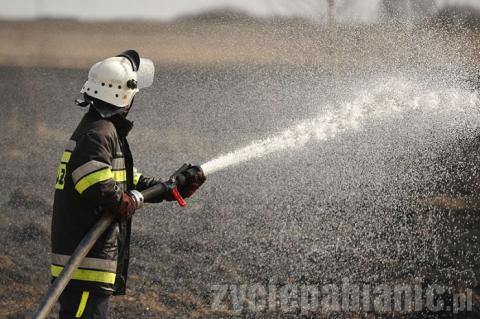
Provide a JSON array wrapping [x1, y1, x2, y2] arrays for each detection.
[[80, 50, 155, 108]]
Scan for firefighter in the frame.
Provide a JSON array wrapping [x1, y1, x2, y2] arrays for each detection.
[[51, 50, 206, 318]]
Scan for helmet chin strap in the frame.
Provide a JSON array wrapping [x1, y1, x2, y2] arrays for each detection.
[[122, 97, 135, 118]]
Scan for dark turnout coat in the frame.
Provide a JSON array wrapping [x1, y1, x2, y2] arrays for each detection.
[[51, 108, 158, 295]]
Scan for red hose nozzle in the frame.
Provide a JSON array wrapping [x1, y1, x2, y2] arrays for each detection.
[[170, 187, 187, 207]]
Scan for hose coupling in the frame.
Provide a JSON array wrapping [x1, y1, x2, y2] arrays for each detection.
[[128, 190, 145, 209]]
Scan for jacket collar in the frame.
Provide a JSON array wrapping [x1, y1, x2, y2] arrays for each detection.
[[89, 108, 133, 137], [110, 114, 133, 137]]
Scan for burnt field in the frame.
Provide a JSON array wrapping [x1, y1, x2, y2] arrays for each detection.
[[1, 17, 480, 318], [0, 63, 480, 318]]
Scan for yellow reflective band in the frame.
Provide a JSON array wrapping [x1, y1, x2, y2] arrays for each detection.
[[74, 168, 113, 195], [75, 291, 90, 318], [112, 170, 127, 182], [133, 174, 141, 186], [51, 265, 116, 284], [55, 163, 67, 190], [133, 168, 141, 186], [61, 151, 72, 164]]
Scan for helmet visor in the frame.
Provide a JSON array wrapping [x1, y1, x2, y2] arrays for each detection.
[[137, 58, 155, 88]]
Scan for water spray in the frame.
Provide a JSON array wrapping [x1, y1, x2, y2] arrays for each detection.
[[201, 78, 478, 175]]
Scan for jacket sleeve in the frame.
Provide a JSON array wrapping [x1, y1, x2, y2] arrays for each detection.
[[134, 169, 172, 203], [69, 131, 122, 210], [133, 168, 160, 191]]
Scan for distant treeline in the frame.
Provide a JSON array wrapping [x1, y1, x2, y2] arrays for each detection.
[[380, 0, 480, 27]]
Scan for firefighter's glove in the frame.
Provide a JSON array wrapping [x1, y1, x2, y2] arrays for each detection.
[[177, 165, 206, 198], [116, 192, 137, 219]]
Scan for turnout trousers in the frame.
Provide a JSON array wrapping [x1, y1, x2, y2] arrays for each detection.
[[59, 290, 110, 319]]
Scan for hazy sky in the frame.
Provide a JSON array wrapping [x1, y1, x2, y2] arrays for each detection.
[[1, 0, 478, 22], [0, 0, 382, 22]]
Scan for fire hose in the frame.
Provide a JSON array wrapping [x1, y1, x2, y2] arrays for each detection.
[[33, 164, 201, 319]]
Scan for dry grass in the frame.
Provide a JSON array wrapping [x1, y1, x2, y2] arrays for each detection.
[[0, 19, 478, 69]]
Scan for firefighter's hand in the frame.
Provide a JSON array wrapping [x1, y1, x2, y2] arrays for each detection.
[[116, 192, 136, 219], [177, 165, 206, 198]]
